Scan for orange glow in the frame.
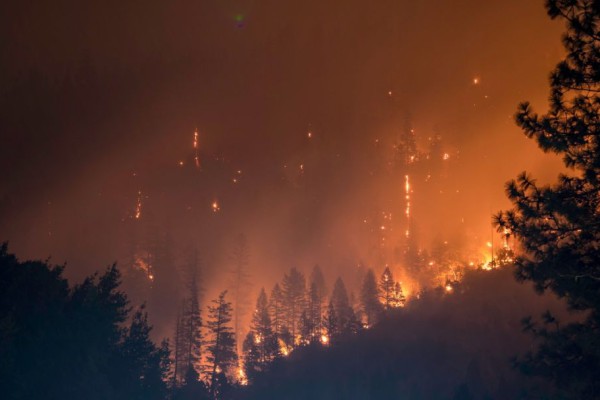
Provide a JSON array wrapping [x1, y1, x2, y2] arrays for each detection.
[[134, 190, 142, 219], [193, 129, 200, 168], [237, 366, 248, 386]]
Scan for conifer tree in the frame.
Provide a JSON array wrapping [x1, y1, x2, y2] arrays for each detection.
[[330, 277, 358, 335], [494, 1, 600, 397], [323, 300, 338, 340], [305, 282, 321, 341], [299, 309, 314, 344], [117, 306, 170, 400], [173, 263, 202, 384], [228, 234, 252, 355], [391, 281, 406, 308], [205, 291, 237, 399], [249, 288, 278, 363], [379, 267, 395, 310], [269, 283, 285, 336], [309, 265, 327, 332], [281, 267, 306, 343], [361, 268, 383, 326]]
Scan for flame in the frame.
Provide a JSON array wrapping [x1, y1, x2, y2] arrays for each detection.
[[404, 175, 410, 238], [278, 338, 291, 357], [193, 129, 200, 168], [134, 255, 154, 282], [320, 334, 329, 345], [134, 190, 142, 219], [237, 365, 248, 386], [212, 200, 220, 213]]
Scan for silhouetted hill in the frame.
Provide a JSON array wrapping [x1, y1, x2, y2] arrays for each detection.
[[239, 268, 569, 400]]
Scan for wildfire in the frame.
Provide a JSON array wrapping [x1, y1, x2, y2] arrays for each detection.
[[134, 256, 154, 282], [193, 129, 200, 168], [135, 190, 142, 219], [278, 338, 291, 357], [237, 366, 248, 386], [405, 175, 411, 238]]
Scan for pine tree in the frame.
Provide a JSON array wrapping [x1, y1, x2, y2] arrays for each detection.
[[361, 268, 383, 327], [330, 278, 358, 335], [494, 2, 600, 397], [323, 300, 338, 341], [241, 332, 261, 383], [205, 291, 237, 399], [391, 281, 406, 308], [305, 282, 320, 341], [228, 234, 252, 355], [269, 283, 285, 336], [379, 267, 395, 310], [249, 288, 278, 363], [309, 265, 327, 339], [299, 309, 314, 344], [118, 306, 170, 400], [173, 261, 203, 385], [281, 267, 306, 344]]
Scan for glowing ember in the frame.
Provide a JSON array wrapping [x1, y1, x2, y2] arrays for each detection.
[[193, 129, 200, 168], [320, 334, 329, 345], [212, 200, 220, 213], [134, 190, 142, 219], [405, 175, 411, 237], [237, 366, 248, 386]]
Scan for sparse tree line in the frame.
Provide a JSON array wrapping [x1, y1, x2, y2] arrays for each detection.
[[171, 261, 410, 398]]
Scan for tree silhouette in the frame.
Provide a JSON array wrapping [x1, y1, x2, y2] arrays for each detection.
[[205, 290, 237, 399], [330, 277, 358, 335], [173, 259, 203, 385], [494, 1, 600, 397], [282, 267, 306, 344], [379, 267, 395, 310], [0, 244, 170, 400], [228, 234, 252, 356], [269, 283, 285, 337], [361, 268, 383, 326]]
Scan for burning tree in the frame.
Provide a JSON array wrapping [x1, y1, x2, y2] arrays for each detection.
[[360, 268, 383, 326], [268, 283, 285, 336], [494, 1, 600, 397], [242, 288, 278, 382], [379, 267, 395, 310]]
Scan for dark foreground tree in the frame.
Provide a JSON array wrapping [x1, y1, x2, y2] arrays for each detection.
[[0, 244, 170, 400], [205, 290, 237, 399], [114, 305, 170, 400], [495, 1, 600, 398]]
